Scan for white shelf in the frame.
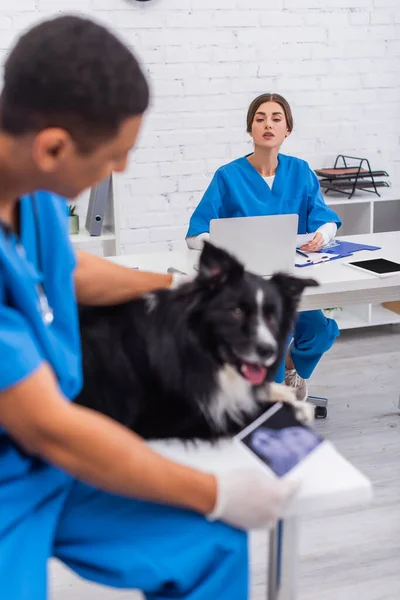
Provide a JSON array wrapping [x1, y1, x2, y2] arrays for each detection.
[[368, 194, 400, 203], [70, 228, 116, 245], [326, 196, 376, 207], [325, 187, 400, 207], [323, 185, 400, 329], [334, 305, 400, 331], [370, 304, 400, 327], [334, 308, 369, 330]]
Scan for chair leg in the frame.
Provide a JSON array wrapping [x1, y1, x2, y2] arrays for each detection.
[[307, 395, 328, 419], [267, 518, 300, 600]]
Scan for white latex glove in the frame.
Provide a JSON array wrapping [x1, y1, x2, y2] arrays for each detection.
[[186, 232, 210, 250], [208, 469, 300, 530], [170, 272, 191, 289]]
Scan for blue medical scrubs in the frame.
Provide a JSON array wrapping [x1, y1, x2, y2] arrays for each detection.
[[187, 154, 341, 380], [0, 193, 247, 600]]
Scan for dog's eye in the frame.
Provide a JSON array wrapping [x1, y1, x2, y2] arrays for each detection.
[[232, 308, 244, 319], [263, 304, 276, 318], [263, 305, 278, 324]]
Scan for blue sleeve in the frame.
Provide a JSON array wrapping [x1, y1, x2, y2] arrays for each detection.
[[306, 168, 342, 232], [186, 171, 227, 237], [0, 305, 43, 391]]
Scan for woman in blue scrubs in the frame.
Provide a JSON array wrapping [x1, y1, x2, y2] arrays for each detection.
[[0, 18, 298, 600], [187, 93, 341, 401]]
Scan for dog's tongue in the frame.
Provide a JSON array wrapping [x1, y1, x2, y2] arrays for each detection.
[[241, 363, 267, 386]]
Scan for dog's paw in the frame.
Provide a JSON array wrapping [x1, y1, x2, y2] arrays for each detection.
[[292, 400, 314, 426], [268, 382, 297, 404], [266, 383, 314, 425]]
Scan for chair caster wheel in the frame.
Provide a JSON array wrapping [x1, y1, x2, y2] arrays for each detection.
[[315, 406, 327, 419]]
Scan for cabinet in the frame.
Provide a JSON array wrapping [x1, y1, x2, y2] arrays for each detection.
[[324, 188, 400, 330]]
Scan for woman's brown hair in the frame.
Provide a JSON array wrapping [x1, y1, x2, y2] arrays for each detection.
[[246, 93, 293, 134]]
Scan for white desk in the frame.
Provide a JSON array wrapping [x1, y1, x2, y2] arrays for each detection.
[[108, 235, 390, 599], [112, 232, 400, 331], [296, 232, 400, 312], [149, 439, 371, 600], [111, 232, 400, 314]]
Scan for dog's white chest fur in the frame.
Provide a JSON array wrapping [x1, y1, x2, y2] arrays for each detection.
[[144, 293, 158, 313], [208, 364, 254, 429]]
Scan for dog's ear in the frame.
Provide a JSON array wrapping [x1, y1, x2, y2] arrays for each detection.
[[270, 273, 318, 304], [197, 242, 244, 286]]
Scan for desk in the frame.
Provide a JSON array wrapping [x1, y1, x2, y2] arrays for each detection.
[[110, 232, 400, 314], [295, 232, 400, 312], [112, 232, 400, 330], [149, 439, 372, 600], [108, 234, 389, 599]]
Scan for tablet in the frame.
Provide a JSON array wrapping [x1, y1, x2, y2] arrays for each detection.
[[235, 402, 323, 478], [346, 258, 400, 278]]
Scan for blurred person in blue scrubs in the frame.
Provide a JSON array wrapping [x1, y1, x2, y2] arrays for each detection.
[[187, 94, 341, 401], [0, 16, 299, 600]]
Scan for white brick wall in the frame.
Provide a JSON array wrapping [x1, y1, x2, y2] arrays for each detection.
[[0, 0, 399, 254]]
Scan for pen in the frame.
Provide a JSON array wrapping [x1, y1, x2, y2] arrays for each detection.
[[296, 249, 311, 262]]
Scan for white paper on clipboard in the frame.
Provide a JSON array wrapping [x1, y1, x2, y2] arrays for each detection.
[[296, 233, 314, 248]]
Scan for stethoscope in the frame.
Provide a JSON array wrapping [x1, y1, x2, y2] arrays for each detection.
[[31, 195, 54, 325], [0, 195, 54, 326]]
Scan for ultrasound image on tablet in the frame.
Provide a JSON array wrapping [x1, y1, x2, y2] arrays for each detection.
[[238, 403, 323, 477]]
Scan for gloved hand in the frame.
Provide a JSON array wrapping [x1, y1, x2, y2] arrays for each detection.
[[170, 272, 192, 289], [208, 468, 300, 530]]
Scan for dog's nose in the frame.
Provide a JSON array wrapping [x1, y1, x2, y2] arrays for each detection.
[[255, 343, 276, 361]]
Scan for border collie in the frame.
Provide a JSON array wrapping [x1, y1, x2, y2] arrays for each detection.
[[75, 243, 317, 440]]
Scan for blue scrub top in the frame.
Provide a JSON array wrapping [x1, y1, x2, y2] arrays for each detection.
[[0, 192, 81, 533], [186, 154, 341, 237]]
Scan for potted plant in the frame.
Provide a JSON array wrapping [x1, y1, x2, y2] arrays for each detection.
[[323, 306, 343, 320], [68, 205, 79, 235]]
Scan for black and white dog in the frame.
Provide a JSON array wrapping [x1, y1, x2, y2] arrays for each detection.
[[75, 243, 317, 441]]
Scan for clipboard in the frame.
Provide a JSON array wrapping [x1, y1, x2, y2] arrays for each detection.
[[295, 254, 339, 268], [323, 240, 381, 257], [295, 239, 381, 268]]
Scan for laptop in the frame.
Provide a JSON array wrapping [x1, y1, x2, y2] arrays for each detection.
[[209, 214, 298, 276]]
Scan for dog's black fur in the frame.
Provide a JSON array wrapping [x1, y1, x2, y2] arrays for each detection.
[[75, 243, 317, 441]]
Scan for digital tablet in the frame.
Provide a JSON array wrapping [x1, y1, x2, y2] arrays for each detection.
[[235, 402, 323, 478], [346, 258, 400, 278]]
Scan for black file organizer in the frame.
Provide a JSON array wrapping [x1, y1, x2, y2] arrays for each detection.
[[315, 155, 389, 199]]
